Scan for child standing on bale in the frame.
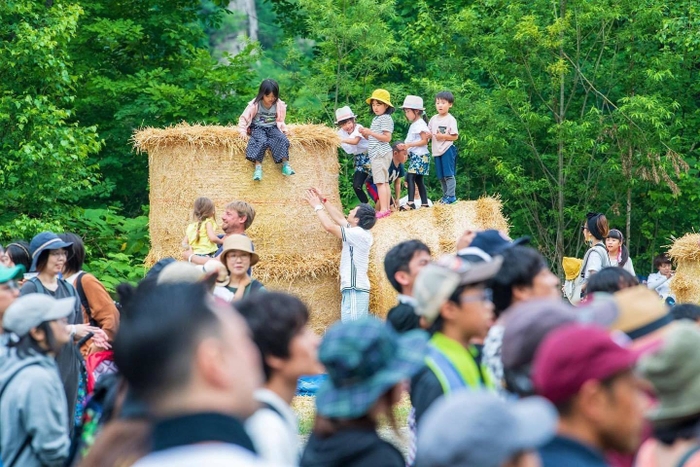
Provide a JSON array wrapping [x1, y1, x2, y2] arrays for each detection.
[[398, 95, 431, 210], [238, 79, 294, 181], [335, 106, 373, 204], [182, 197, 222, 256], [428, 91, 459, 204], [360, 89, 394, 219]]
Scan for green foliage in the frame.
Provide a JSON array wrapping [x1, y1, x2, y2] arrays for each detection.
[[0, 1, 102, 216]]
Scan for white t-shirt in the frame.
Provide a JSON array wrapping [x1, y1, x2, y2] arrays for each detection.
[[338, 125, 369, 155], [428, 113, 459, 156], [583, 243, 609, 280], [340, 225, 373, 292], [610, 256, 636, 276], [405, 119, 430, 155], [133, 444, 277, 467], [246, 389, 299, 466], [647, 272, 674, 299]]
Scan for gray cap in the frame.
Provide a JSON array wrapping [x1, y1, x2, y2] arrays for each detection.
[[3, 294, 76, 336], [157, 261, 205, 285], [415, 389, 557, 467], [501, 298, 618, 370], [414, 255, 503, 325]]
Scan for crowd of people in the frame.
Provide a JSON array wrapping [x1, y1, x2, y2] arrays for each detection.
[[1, 196, 698, 467]]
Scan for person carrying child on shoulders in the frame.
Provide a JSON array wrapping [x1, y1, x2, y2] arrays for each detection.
[[238, 79, 295, 181], [398, 95, 431, 210], [182, 197, 222, 257], [428, 91, 459, 204], [359, 89, 395, 219], [335, 106, 373, 205]]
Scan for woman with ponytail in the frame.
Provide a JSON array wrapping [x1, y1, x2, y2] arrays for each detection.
[[606, 229, 636, 276], [580, 212, 611, 287]]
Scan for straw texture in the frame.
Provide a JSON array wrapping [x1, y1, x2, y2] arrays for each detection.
[[368, 198, 509, 317], [135, 123, 508, 331], [668, 233, 700, 304]]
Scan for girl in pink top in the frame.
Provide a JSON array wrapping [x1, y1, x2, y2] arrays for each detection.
[[238, 79, 294, 181]]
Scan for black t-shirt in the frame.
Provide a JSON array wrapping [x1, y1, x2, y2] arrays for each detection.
[[388, 160, 405, 183]]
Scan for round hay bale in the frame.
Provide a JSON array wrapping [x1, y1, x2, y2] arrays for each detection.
[[368, 198, 509, 317], [133, 123, 343, 330], [668, 233, 700, 304]]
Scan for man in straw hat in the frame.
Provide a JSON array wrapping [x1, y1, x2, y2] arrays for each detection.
[[183, 200, 256, 266], [304, 187, 376, 322]]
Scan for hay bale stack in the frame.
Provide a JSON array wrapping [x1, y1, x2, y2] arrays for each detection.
[[368, 198, 509, 317], [133, 123, 343, 334], [668, 233, 700, 304]]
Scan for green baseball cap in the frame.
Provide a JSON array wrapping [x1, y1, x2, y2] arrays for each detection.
[[638, 321, 700, 422], [0, 264, 25, 284]]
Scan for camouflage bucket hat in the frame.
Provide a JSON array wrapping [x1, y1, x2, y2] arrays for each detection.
[[315, 317, 428, 419]]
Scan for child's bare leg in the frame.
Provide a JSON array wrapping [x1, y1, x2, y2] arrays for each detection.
[[377, 182, 390, 213]]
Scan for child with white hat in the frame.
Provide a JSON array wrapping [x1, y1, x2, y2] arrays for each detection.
[[397, 95, 431, 210], [335, 106, 373, 205]]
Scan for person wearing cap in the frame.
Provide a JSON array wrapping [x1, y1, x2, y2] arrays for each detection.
[[300, 317, 427, 467], [483, 246, 560, 395], [21, 231, 108, 431], [397, 95, 431, 210], [410, 254, 503, 426], [240, 292, 324, 465], [414, 389, 558, 467], [359, 88, 395, 218], [304, 187, 376, 322], [533, 324, 646, 467], [636, 322, 700, 467], [335, 106, 373, 205], [183, 200, 256, 266], [499, 299, 617, 398], [218, 234, 265, 301], [0, 294, 75, 467], [0, 264, 24, 327], [384, 240, 432, 333], [3, 241, 32, 283]]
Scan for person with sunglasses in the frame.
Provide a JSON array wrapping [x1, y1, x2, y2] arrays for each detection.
[[410, 254, 503, 426]]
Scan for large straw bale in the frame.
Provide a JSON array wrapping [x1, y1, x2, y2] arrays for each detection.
[[668, 233, 700, 304], [368, 198, 509, 317], [134, 123, 343, 331]]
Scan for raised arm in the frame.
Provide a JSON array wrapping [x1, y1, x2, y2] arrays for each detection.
[[305, 189, 343, 239], [311, 187, 347, 226]]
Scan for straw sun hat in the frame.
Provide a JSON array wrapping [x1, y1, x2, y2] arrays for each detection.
[[219, 235, 259, 266]]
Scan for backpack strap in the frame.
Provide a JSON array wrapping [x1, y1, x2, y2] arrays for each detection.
[[249, 280, 264, 293], [28, 276, 45, 294], [676, 444, 700, 467], [75, 273, 98, 327], [0, 362, 40, 467]]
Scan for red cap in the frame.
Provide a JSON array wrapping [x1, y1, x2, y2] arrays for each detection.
[[533, 324, 639, 404]]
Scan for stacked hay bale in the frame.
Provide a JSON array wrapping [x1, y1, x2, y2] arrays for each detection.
[[368, 197, 509, 317], [133, 123, 343, 334], [134, 123, 510, 332], [668, 233, 700, 304]]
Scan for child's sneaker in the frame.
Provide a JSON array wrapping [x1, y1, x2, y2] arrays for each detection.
[[376, 210, 392, 219], [445, 196, 457, 204], [253, 166, 263, 181], [437, 196, 448, 204], [281, 164, 295, 176]]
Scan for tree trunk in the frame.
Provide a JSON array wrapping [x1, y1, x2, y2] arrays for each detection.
[[244, 0, 258, 42], [626, 185, 632, 250], [555, 0, 567, 275]]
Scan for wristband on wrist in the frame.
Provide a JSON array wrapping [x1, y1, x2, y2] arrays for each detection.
[[188, 254, 195, 263], [322, 198, 327, 204], [314, 205, 324, 212]]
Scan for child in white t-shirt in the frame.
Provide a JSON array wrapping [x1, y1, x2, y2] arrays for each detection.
[[397, 95, 431, 210], [428, 91, 459, 204], [336, 106, 373, 204]]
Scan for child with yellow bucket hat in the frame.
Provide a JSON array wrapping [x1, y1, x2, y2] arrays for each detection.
[[359, 89, 395, 219]]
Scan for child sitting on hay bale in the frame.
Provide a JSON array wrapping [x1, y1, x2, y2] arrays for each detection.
[[238, 79, 295, 181], [182, 197, 222, 256]]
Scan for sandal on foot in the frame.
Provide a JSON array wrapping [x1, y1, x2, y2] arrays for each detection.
[[400, 203, 416, 211], [281, 164, 295, 176]]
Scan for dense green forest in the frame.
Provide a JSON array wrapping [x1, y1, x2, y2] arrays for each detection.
[[1, 0, 699, 285]]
